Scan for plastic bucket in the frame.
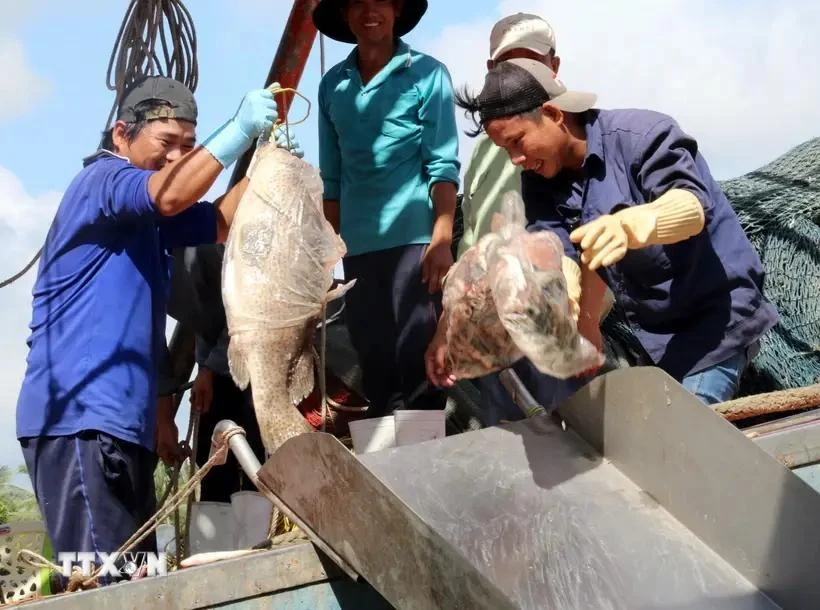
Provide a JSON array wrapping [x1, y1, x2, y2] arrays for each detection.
[[231, 491, 274, 549], [188, 501, 236, 553], [394, 410, 446, 447], [349, 415, 397, 454], [156, 523, 176, 554]]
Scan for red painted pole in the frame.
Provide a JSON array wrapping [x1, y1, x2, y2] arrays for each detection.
[[228, 0, 321, 187]]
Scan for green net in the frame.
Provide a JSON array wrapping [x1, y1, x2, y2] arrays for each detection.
[[602, 137, 820, 395]]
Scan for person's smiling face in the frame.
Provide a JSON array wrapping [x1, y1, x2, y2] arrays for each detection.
[[344, 0, 402, 45], [484, 104, 568, 179], [112, 118, 196, 171]]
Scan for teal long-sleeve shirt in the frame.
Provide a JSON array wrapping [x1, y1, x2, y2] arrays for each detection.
[[318, 39, 461, 256]]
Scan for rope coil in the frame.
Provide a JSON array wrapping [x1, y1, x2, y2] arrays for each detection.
[[102, 0, 199, 132], [2, 0, 199, 291]]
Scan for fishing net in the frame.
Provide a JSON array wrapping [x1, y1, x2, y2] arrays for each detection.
[[442, 191, 604, 380], [221, 144, 354, 336], [721, 137, 820, 394], [600, 137, 820, 394]]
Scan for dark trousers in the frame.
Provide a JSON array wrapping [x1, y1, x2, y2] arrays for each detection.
[[343, 244, 445, 417], [19, 431, 158, 582], [195, 373, 266, 502]]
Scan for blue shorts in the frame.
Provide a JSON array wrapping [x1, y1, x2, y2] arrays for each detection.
[[19, 431, 158, 581], [681, 349, 750, 406]]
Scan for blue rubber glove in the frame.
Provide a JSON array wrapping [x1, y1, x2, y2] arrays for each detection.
[[274, 125, 304, 159], [203, 87, 278, 168]]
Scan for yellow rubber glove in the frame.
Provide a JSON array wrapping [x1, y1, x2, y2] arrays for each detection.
[[569, 189, 706, 270]]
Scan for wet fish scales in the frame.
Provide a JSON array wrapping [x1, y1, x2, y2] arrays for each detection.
[[222, 145, 353, 457]]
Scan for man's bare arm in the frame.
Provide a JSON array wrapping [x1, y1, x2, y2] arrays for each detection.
[[147, 148, 225, 217], [214, 176, 250, 243], [149, 88, 277, 218], [576, 263, 610, 352]]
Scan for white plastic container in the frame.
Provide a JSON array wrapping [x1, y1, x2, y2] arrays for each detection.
[[188, 501, 236, 553], [231, 491, 274, 549], [349, 415, 397, 454], [156, 523, 176, 554], [394, 410, 446, 447]]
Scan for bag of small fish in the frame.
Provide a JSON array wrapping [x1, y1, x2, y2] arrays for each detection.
[[442, 192, 603, 380]]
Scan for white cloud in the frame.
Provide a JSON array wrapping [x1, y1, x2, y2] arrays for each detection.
[[0, 167, 198, 471], [0, 5, 51, 123], [1, 4, 35, 31], [419, 0, 820, 180], [0, 167, 62, 469]]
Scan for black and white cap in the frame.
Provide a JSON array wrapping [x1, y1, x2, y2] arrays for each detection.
[[475, 58, 597, 124]]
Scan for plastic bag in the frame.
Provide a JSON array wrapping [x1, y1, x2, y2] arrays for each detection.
[[221, 143, 354, 337], [442, 191, 603, 380]]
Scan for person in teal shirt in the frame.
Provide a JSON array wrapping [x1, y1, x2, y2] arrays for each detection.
[[313, 0, 460, 417]]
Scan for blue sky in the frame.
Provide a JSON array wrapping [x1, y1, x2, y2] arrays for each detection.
[[1, 0, 818, 475], [0, 0, 479, 475], [0, 0, 471, 194]]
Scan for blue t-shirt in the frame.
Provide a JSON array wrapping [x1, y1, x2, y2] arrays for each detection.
[[15, 151, 217, 450]]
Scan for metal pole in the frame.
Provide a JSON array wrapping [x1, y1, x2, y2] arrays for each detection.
[[498, 368, 547, 418], [212, 419, 265, 486], [227, 0, 321, 188]]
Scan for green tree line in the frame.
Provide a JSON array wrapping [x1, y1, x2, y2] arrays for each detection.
[[0, 465, 40, 523]]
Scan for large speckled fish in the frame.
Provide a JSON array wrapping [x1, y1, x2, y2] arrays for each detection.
[[221, 143, 353, 456]]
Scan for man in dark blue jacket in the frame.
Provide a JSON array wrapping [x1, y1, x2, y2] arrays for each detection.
[[431, 58, 779, 406]]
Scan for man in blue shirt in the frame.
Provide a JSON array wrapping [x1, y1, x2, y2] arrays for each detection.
[[432, 59, 779, 406], [15, 75, 279, 577], [312, 0, 461, 416]]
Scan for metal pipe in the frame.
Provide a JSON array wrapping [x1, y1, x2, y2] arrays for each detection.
[[498, 368, 547, 418], [212, 419, 263, 485], [227, 0, 321, 188]]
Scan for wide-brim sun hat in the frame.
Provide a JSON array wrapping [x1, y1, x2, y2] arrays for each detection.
[[312, 0, 428, 44]]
